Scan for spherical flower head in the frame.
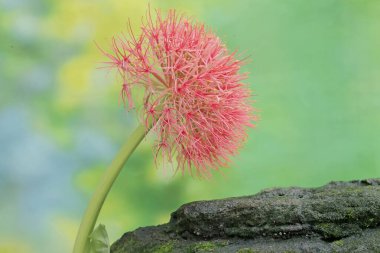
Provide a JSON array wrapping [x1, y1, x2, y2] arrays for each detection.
[[103, 8, 257, 178]]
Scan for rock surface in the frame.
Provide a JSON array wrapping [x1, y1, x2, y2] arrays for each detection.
[[111, 179, 380, 253]]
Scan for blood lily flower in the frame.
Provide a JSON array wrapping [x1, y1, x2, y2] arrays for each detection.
[[103, 9, 256, 177], [74, 9, 256, 253]]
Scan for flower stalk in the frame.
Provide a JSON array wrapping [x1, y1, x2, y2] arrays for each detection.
[[73, 119, 154, 253]]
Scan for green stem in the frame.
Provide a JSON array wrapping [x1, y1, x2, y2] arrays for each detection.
[[73, 121, 153, 253]]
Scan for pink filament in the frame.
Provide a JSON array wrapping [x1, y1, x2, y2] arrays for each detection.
[[103, 8, 257, 178]]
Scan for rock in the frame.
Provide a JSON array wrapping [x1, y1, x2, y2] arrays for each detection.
[[111, 179, 380, 253]]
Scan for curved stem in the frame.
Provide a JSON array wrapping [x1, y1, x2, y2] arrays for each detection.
[[73, 121, 153, 253]]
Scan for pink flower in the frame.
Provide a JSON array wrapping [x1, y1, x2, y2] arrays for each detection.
[[103, 8, 256, 177]]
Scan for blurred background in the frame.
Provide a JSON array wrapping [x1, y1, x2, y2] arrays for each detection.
[[1, 0, 380, 252]]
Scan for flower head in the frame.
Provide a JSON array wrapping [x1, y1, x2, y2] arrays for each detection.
[[103, 8, 256, 177]]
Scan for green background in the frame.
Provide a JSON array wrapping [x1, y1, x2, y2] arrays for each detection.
[[1, 0, 379, 252]]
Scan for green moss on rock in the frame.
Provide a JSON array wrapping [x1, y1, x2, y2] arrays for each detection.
[[152, 242, 174, 253], [188, 242, 216, 252], [236, 248, 255, 253]]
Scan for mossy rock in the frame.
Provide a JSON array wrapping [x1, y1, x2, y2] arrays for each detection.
[[111, 179, 380, 253]]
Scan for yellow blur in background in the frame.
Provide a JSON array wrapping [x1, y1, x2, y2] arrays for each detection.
[[1, 0, 380, 252]]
